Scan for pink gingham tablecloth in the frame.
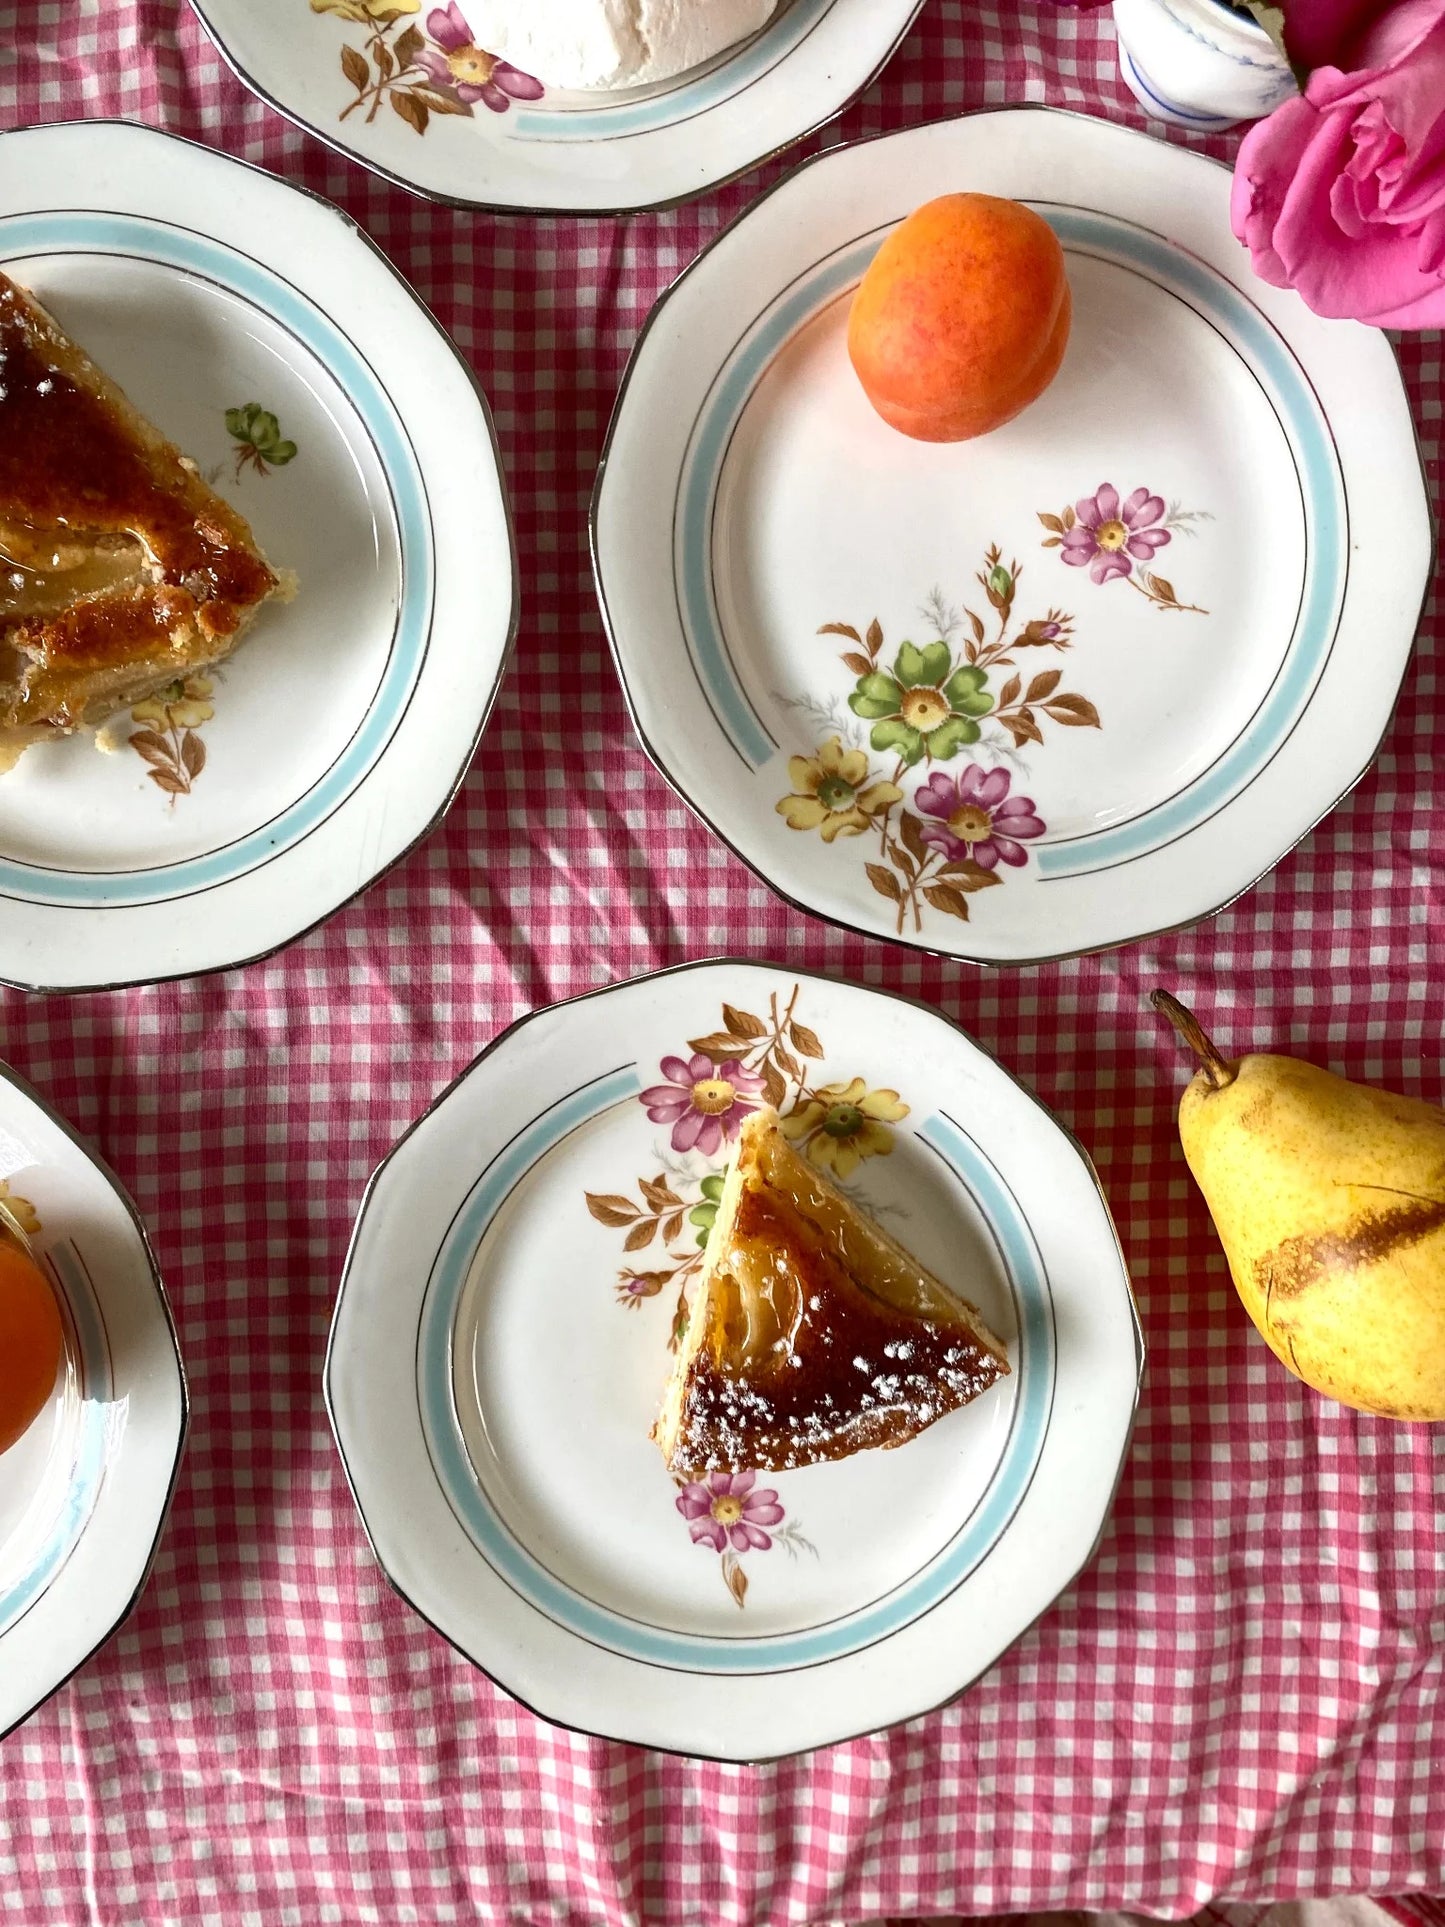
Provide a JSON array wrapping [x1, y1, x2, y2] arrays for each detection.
[[1, 4, 1443, 1922]]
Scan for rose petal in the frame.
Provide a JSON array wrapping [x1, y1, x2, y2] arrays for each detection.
[[689, 1519, 728, 1552], [992, 835, 1032, 867], [1348, 0, 1445, 74], [658, 1056, 692, 1086], [686, 1053, 715, 1082], [694, 1115, 723, 1158], [1093, 482, 1120, 521], [1235, 29, 1445, 327], [1282, 0, 1389, 70], [671, 1108, 708, 1153]]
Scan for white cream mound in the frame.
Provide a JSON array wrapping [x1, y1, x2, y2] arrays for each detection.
[[462, 0, 780, 91]]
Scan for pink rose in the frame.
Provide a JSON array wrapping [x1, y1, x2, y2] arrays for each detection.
[[1278, 0, 1393, 69], [1231, 0, 1445, 328]]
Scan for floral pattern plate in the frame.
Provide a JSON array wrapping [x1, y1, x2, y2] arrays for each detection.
[[592, 108, 1432, 965], [327, 960, 1142, 1759], [188, 0, 924, 214], [0, 121, 515, 990], [0, 1057, 186, 1741]]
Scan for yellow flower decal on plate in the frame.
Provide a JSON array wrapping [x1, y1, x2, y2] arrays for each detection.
[[311, 0, 419, 18], [131, 676, 214, 732], [777, 736, 903, 843], [130, 676, 215, 803], [781, 1077, 909, 1180]]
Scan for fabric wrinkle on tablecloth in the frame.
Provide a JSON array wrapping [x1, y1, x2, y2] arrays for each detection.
[[0, 3, 1442, 1924]]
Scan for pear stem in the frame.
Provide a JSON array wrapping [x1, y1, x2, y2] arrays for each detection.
[[1150, 989, 1237, 1091]]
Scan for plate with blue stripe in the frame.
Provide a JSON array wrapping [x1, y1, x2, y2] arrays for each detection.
[[0, 1058, 185, 1742], [327, 959, 1142, 1758], [592, 109, 1431, 965], [0, 121, 515, 990], [189, 0, 924, 215]]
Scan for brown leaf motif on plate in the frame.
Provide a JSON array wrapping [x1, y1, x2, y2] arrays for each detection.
[[779, 541, 1081, 936], [129, 677, 215, 806], [779, 490, 1211, 936], [309, 0, 544, 131]]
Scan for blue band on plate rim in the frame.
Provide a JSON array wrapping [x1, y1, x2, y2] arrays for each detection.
[[413, 1075, 1055, 1675], [673, 204, 1346, 876], [0, 1243, 113, 1637], [0, 210, 432, 910], [511, 0, 836, 142]]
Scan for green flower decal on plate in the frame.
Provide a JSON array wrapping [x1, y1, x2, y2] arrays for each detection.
[[226, 402, 298, 479], [689, 1170, 728, 1247], [848, 639, 993, 766]]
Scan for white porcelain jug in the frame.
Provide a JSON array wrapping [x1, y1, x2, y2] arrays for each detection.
[[1112, 0, 1297, 130]]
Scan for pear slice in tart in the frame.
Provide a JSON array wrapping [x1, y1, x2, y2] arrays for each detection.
[[0, 269, 291, 771], [653, 1108, 1010, 1478]]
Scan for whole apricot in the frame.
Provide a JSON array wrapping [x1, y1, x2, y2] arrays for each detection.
[[0, 1240, 63, 1455], [847, 193, 1072, 443]]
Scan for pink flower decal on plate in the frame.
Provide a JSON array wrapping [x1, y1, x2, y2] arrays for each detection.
[[640, 1053, 765, 1156], [673, 1466, 818, 1608], [1062, 482, 1170, 584], [914, 766, 1046, 870], [677, 1471, 785, 1553], [419, 4, 544, 110], [1041, 490, 1209, 613]]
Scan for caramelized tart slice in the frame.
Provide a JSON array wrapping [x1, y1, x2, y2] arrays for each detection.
[[0, 270, 290, 769], [653, 1109, 1010, 1477]]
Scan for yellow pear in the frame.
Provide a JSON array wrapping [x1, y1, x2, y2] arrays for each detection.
[[1152, 990, 1445, 1421]]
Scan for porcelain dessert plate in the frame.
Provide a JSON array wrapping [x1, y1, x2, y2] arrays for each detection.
[[0, 1060, 186, 1741], [189, 0, 924, 214], [593, 109, 1432, 966], [0, 120, 515, 991], [328, 960, 1142, 1759]]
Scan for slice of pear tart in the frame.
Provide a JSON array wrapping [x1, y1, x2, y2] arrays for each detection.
[[0, 269, 291, 769], [653, 1108, 1011, 1477]]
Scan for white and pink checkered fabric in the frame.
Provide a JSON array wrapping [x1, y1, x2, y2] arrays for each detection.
[[1, 4, 1442, 1922]]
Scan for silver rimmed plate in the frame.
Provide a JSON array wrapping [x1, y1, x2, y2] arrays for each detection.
[[592, 109, 1432, 965], [328, 960, 1142, 1759], [0, 120, 516, 991], [0, 1059, 186, 1741], [188, 0, 924, 215]]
